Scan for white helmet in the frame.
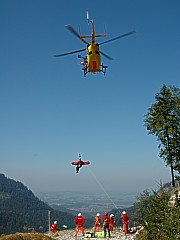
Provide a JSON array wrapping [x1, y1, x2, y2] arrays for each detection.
[[97, 213, 100, 216], [122, 211, 126, 214], [54, 221, 57, 224], [110, 214, 114, 217], [78, 213, 82, 216]]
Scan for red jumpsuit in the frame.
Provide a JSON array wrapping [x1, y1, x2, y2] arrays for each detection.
[[94, 215, 101, 232], [50, 223, 57, 233], [74, 215, 85, 236], [102, 214, 110, 238], [109, 216, 114, 233], [121, 213, 129, 234]]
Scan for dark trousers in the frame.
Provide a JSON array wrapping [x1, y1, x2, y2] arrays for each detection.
[[104, 226, 110, 238]]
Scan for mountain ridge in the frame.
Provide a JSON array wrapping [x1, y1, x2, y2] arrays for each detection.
[[0, 173, 76, 235]]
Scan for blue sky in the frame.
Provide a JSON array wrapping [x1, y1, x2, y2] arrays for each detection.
[[0, 0, 180, 194]]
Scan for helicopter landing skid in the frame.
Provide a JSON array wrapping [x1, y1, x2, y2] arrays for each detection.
[[82, 64, 108, 77], [100, 64, 108, 75]]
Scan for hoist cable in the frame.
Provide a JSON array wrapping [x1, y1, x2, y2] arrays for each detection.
[[87, 166, 121, 214]]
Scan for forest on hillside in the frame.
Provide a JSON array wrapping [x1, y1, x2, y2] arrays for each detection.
[[0, 174, 76, 235]]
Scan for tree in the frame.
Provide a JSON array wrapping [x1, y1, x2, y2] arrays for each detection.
[[144, 85, 180, 187], [133, 189, 151, 226], [134, 186, 180, 240]]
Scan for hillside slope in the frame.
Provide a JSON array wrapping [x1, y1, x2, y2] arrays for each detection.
[[0, 173, 75, 235]]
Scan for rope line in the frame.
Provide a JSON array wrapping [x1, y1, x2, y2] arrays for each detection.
[[87, 166, 121, 214]]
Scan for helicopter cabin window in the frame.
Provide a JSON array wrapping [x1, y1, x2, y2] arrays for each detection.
[[95, 51, 99, 55], [89, 51, 92, 55]]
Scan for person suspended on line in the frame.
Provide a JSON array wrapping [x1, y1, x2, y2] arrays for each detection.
[[71, 153, 90, 173]]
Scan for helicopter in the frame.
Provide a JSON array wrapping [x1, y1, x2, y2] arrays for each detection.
[[54, 12, 136, 77]]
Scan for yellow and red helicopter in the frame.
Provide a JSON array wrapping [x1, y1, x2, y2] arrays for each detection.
[[54, 12, 136, 77]]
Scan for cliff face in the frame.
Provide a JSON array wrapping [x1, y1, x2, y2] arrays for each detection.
[[169, 187, 180, 206]]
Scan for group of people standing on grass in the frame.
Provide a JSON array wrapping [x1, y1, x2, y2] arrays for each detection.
[[50, 210, 129, 238]]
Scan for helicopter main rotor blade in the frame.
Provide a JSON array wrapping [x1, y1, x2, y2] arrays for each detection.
[[66, 24, 89, 45], [99, 51, 113, 60], [99, 31, 136, 45], [54, 48, 86, 57]]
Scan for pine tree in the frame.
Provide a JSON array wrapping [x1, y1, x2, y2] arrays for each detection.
[[135, 186, 180, 240], [144, 85, 180, 187]]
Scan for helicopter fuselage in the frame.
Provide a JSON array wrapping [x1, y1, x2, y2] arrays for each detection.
[[54, 12, 136, 77], [87, 43, 101, 73]]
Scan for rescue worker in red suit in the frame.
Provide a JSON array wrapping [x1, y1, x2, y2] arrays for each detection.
[[109, 214, 115, 233], [80, 61, 88, 76], [71, 153, 90, 173], [76, 154, 84, 173], [50, 221, 58, 233], [102, 212, 110, 238], [94, 213, 101, 232], [80, 56, 88, 76], [74, 213, 85, 236], [76, 160, 84, 173], [121, 211, 129, 235]]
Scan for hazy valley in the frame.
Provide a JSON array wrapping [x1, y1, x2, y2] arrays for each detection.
[[36, 190, 139, 217]]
